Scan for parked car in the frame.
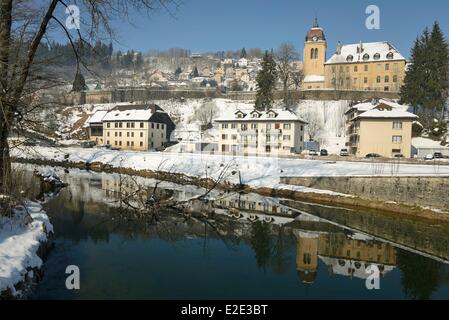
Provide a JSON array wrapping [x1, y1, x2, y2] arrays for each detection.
[[424, 154, 434, 161], [308, 150, 319, 156], [320, 149, 328, 156], [394, 154, 404, 158], [339, 148, 349, 156], [81, 141, 95, 148], [434, 152, 444, 159], [110, 146, 120, 151], [366, 153, 382, 159]]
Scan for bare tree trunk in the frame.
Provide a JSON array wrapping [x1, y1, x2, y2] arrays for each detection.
[[0, 0, 13, 195]]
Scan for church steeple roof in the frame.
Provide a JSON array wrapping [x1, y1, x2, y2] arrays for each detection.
[[305, 18, 326, 42]]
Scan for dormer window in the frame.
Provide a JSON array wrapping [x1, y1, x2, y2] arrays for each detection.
[[251, 110, 261, 118], [267, 111, 277, 118], [386, 52, 394, 59], [346, 55, 354, 62], [374, 53, 380, 60], [362, 53, 370, 61]]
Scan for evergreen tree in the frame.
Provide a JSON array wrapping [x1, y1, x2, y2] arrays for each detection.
[[135, 52, 144, 69], [240, 47, 247, 58], [401, 22, 449, 123], [255, 51, 277, 110], [193, 66, 199, 78], [72, 72, 87, 91], [174, 67, 182, 79]]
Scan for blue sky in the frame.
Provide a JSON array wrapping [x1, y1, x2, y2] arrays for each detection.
[[67, 0, 449, 58]]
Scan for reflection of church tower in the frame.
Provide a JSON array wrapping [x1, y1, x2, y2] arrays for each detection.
[[295, 231, 319, 285], [303, 18, 327, 89]]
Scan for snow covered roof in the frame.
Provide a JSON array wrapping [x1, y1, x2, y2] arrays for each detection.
[[87, 110, 108, 124], [214, 108, 307, 123], [303, 75, 325, 83], [102, 104, 163, 122], [412, 137, 449, 149], [326, 42, 405, 65], [353, 103, 418, 120]]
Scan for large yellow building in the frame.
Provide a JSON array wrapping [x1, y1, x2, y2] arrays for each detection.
[[87, 104, 175, 151], [346, 99, 418, 158], [302, 20, 407, 92]]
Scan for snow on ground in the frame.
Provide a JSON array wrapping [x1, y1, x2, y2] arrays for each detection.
[[412, 137, 448, 148], [11, 146, 449, 197], [0, 202, 53, 296]]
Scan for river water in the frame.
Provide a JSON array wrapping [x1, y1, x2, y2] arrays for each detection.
[[17, 164, 449, 300]]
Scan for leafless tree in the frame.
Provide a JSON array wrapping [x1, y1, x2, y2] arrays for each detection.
[[192, 100, 219, 126], [275, 42, 299, 106], [0, 0, 180, 210]]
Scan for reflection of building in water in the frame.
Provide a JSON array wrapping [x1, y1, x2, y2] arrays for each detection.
[[214, 193, 295, 216], [294, 228, 397, 284]]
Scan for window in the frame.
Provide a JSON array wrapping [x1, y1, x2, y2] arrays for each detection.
[[107, 123, 110, 128], [222, 123, 228, 129], [126, 141, 130, 146], [231, 134, 237, 140], [354, 66, 358, 72], [393, 122, 403, 129], [119, 132, 122, 137], [131, 132, 134, 137], [393, 75, 398, 83], [377, 76, 381, 83], [386, 52, 394, 59], [364, 65, 369, 72], [161, 124, 164, 130], [385, 75, 390, 83], [346, 55, 354, 62], [140, 132, 143, 137], [107, 140, 110, 145], [131, 123, 135, 128], [266, 123, 272, 130], [251, 123, 258, 129], [376, 64, 381, 71], [394, 63, 399, 73], [283, 123, 291, 130], [127, 132, 129, 137], [151, 123, 155, 129], [392, 136, 402, 143], [231, 123, 236, 129], [140, 142, 143, 147], [114, 132, 117, 137], [107, 132, 110, 137], [364, 77, 368, 84], [283, 135, 291, 141], [241, 124, 247, 131], [119, 123, 123, 128], [115, 123, 118, 128], [157, 124, 159, 129], [300, 125, 303, 131], [140, 122, 144, 128], [126, 123, 130, 128], [222, 134, 228, 140], [385, 63, 390, 71], [362, 54, 370, 61], [374, 53, 380, 60], [119, 141, 122, 146]]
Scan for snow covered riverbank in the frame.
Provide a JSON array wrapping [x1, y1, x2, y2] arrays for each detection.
[[11, 146, 449, 189], [0, 202, 53, 298]]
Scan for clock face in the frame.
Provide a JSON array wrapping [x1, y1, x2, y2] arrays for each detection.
[[312, 36, 318, 42]]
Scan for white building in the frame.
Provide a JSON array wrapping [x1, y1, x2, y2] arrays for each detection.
[[214, 108, 307, 156]]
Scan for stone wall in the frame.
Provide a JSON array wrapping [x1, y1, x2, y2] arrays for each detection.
[[280, 175, 449, 210], [64, 88, 400, 105]]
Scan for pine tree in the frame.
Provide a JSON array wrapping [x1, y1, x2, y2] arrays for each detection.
[[72, 72, 87, 92], [240, 47, 247, 59], [255, 51, 277, 110], [401, 22, 449, 123], [193, 66, 199, 78]]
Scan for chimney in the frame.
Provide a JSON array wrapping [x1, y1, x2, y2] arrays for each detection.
[[359, 41, 364, 53], [336, 41, 342, 55]]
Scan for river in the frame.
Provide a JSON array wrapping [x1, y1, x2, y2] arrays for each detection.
[[15, 164, 449, 300]]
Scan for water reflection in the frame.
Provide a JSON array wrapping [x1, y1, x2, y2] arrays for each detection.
[[14, 164, 449, 299]]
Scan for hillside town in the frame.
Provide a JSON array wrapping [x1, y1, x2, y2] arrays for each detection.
[[2, 1, 449, 304]]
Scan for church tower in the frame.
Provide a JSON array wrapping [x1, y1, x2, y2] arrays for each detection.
[[303, 18, 327, 88]]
